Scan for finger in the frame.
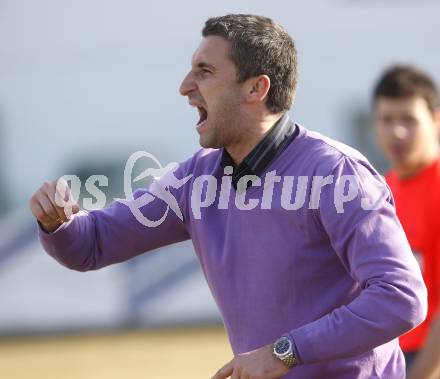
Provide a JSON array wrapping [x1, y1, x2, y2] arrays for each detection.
[[47, 179, 77, 219], [37, 192, 63, 222], [30, 200, 55, 225], [53, 189, 79, 221], [231, 367, 241, 379], [39, 180, 67, 219], [53, 179, 80, 217], [43, 192, 69, 223], [65, 191, 81, 215], [212, 360, 234, 379], [53, 179, 72, 210]]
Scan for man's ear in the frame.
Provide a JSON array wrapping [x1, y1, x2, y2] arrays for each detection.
[[244, 75, 271, 104]]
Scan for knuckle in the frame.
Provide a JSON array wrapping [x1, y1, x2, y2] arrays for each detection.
[[29, 202, 38, 215], [30, 207, 40, 219], [42, 183, 54, 197], [34, 193, 44, 205]]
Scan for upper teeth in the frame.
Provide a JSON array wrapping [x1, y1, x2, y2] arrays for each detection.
[[198, 106, 207, 121]]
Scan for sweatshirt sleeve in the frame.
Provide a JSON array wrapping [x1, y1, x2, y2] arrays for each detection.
[[38, 162, 192, 272], [288, 156, 428, 364]]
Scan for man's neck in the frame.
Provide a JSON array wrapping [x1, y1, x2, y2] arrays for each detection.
[[225, 113, 284, 166], [394, 148, 439, 180]]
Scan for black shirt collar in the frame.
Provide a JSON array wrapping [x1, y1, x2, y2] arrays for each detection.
[[220, 113, 298, 190]]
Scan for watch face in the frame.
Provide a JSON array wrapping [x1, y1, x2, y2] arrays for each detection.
[[275, 337, 291, 355]]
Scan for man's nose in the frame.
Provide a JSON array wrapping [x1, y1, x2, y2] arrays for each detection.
[[391, 124, 409, 140], [179, 72, 196, 96]]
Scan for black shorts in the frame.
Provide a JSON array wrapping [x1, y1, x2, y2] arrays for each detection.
[[403, 350, 419, 370]]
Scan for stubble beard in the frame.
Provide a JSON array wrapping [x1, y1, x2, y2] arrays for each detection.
[[199, 91, 245, 149]]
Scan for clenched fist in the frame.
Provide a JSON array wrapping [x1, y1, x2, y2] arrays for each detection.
[[29, 178, 80, 233]]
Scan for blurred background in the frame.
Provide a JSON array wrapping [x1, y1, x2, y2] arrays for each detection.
[[1, 0, 439, 378]]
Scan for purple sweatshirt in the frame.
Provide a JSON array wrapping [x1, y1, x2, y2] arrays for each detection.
[[39, 124, 427, 378]]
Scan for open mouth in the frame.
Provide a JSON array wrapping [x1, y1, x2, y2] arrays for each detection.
[[197, 106, 208, 126]]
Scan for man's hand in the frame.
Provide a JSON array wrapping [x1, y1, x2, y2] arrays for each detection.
[[406, 312, 440, 379], [212, 343, 291, 379], [29, 178, 80, 233]]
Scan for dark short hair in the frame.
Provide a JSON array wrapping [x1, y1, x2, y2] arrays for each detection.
[[373, 65, 440, 114], [202, 14, 298, 114]]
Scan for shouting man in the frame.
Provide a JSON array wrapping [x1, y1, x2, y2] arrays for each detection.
[[30, 15, 426, 378]]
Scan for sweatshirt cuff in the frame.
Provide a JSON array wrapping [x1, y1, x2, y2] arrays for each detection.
[[287, 333, 304, 365], [288, 324, 319, 365], [37, 211, 89, 264], [37, 210, 86, 235]]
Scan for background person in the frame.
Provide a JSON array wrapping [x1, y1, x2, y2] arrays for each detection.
[[373, 64, 440, 378]]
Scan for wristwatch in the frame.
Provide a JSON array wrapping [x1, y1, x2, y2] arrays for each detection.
[[272, 335, 297, 369]]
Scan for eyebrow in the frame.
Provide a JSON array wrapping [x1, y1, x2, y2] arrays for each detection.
[[196, 62, 216, 72]]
